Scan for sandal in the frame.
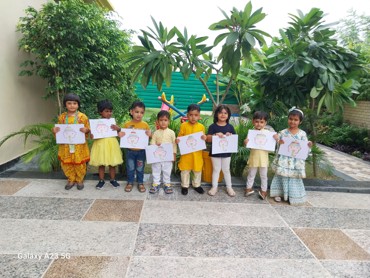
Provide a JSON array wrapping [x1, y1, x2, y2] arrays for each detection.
[[258, 190, 267, 200], [138, 183, 146, 193], [77, 183, 84, 190], [149, 184, 159, 194], [125, 183, 133, 192], [164, 184, 173, 194]]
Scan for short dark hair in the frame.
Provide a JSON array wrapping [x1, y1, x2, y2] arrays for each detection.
[[187, 104, 200, 113], [213, 104, 231, 123], [97, 99, 113, 113], [157, 110, 170, 120], [288, 109, 304, 121], [129, 101, 145, 118], [253, 111, 268, 121], [63, 93, 80, 108]]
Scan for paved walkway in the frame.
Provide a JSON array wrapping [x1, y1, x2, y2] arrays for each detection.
[[318, 144, 370, 181], [0, 146, 369, 277]]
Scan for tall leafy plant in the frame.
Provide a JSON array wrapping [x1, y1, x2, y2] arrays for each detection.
[[17, 0, 135, 117]]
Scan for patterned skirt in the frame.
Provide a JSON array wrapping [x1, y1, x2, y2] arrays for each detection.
[[269, 175, 306, 205]]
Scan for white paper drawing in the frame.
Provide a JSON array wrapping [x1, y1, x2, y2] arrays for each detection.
[[178, 131, 206, 155], [55, 124, 85, 144], [278, 137, 310, 160], [89, 118, 118, 139], [212, 134, 238, 154], [120, 128, 148, 149], [246, 130, 276, 152], [145, 143, 174, 164]]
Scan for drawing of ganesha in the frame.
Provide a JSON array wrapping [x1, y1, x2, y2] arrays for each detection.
[[154, 146, 167, 160], [254, 133, 267, 146], [127, 131, 139, 146], [95, 121, 109, 134], [219, 138, 228, 151], [63, 126, 76, 143], [288, 141, 301, 157], [186, 135, 197, 149]]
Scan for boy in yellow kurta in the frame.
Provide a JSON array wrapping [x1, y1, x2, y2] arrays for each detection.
[[176, 104, 207, 195], [52, 93, 90, 190]]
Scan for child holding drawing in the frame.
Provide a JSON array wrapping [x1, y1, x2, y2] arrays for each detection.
[[270, 107, 312, 205], [89, 99, 122, 189], [176, 104, 207, 195], [119, 100, 151, 193], [149, 110, 176, 194], [52, 93, 90, 190], [244, 111, 271, 200], [206, 105, 236, 197]]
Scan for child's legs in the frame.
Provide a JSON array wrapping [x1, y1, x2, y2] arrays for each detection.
[[220, 157, 232, 188], [109, 166, 116, 180], [151, 162, 162, 184], [61, 162, 74, 183], [98, 166, 105, 180], [162, 161, 173, 184], [259, 167, 268, 192], [192, 171, 202, 188], [74, 164, 87, 183], [135, 150, 146, 184], [246, 167, 258, 189], [270, 175, 285, 199], [126, 150, 136, 184], [211, 157, 222, 188], [287, 178, 306, 205], [181, 170, 191, 188]]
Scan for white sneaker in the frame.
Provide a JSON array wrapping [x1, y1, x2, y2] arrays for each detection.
[[208, 187, 218, 196], [274, 196, 281, 202], [226, 187, 236, 197]]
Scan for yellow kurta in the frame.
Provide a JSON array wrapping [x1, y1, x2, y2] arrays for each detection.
[[247, 128, 269, 167], [57, 112, 90, 165], [178, 122, 205, 171]]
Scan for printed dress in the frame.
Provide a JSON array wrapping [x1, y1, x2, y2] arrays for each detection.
[[270, 128, 308, 205]]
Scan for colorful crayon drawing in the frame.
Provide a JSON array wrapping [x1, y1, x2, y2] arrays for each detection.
[[95, 121, 109, 134], [127, 131, 140, 146], [219, 137, 229, 151], [254, 133, 267, 146], [288, 141, 302, 157], [186, 135, 198, 149], [63, 126, 76, 143], [153, 146, 167, 160]]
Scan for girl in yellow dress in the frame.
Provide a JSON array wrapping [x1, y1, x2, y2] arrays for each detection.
[[89, 100, 123, 189], [52, 93, 90, 190], [176, 104, 207, 195]]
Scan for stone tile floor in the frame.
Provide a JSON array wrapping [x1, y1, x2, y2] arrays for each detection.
[[0, 178, 369, 277]]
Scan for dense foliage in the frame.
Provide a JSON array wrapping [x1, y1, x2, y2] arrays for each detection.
[[17, 0, 135, 119]]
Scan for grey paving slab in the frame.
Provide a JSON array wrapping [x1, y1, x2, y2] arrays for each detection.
[[321, 261, 370, 278], [141, 200, 286, 227], [0, 254, 51, 278], [146, 186, 267, 204], [14, 179, 147, 200], [127, 257, 331, 278], [274, 206, 370, 229], [0, 219, 138, 256], [344, 229, 370, 254], [134, 223, 313, 259], [0, 196, 92, 221], [306, 191, 370, 209]]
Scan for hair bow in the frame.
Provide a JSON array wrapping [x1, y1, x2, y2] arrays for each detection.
[[289, 106, 304, 117]]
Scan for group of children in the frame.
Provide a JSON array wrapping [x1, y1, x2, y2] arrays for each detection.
[[53, 93, 312, 205]]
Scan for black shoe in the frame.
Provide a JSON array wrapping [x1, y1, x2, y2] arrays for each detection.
[[181, 187, 188, 195], [65, 183, 74, 190], [194, 186, 205, 194], [96, 180, 105, 190], [77, 183, 84, 190], [110, 180, 120, 188]]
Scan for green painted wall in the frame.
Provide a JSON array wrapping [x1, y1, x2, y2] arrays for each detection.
[[134, 72, 238, 112]]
